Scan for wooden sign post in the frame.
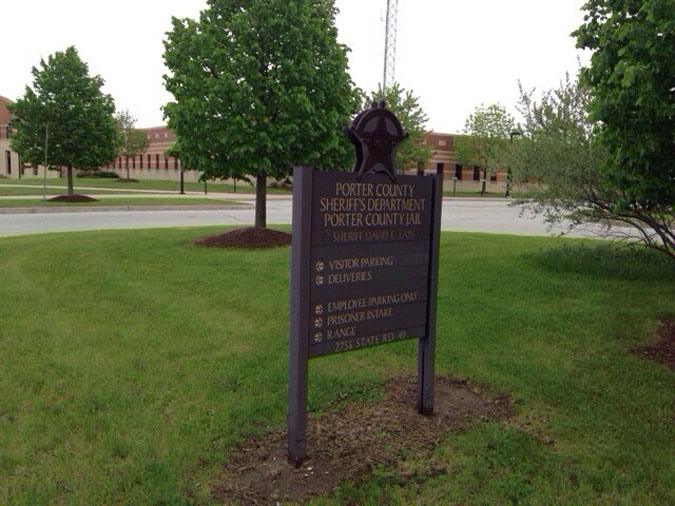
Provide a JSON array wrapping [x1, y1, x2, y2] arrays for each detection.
[[287, 102, 442, 465]]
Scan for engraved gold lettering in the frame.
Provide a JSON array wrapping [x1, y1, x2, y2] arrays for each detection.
[[327, 271, 372, 284], [326, 327, 356, 340]]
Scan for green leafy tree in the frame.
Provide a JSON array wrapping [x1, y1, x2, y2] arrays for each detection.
[[574, 0, 674, 211], [454, 103, 516, 195], [510, 74, 674, 260], [116, 109, 149, 180], [8, 47, 119, 196], [163, 0, 360, 228], [365, 83, 430, 170]]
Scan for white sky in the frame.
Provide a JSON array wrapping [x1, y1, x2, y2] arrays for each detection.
[[1, 0, 590, 134]]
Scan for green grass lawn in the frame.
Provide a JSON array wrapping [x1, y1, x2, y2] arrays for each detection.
[[0, 229, 673, 505], [0, 177, 290, 194], [0, 197, 246, 208]]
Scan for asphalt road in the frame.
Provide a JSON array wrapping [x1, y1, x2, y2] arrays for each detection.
[[0, 198, 605, 239]]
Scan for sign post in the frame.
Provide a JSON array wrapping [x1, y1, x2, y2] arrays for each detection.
[[287, 166, 313, 465], [287, 102, 442, 465]]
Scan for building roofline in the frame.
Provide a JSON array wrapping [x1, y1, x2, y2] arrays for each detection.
[[426, 131, 462, 137]]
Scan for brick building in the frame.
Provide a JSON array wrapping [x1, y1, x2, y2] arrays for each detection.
[[2, 92, 507, 192], [415, 132, 508, 192], [101, 125, 203, 181], [0, 95, 21, 178], [0, 95, 56, 180]]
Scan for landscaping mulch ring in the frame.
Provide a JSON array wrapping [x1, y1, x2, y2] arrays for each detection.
[[213, 375, 511, 505], [195, 227, 291, 249], [631, 318, 675, 370], [48, 194, 98, 203]]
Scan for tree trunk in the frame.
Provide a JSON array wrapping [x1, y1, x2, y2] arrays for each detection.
[[255, 170, 267, 229], [67, 166, 74, 196]]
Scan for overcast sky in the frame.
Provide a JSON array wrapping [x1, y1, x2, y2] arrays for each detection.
[[1, 0, 589, 134]]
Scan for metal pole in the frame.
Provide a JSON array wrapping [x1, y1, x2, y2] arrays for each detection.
[[507, 131, 521, 198], [287, 166, 313, 466], [417, 173, 442, 415], [42, 124, 49, 204]]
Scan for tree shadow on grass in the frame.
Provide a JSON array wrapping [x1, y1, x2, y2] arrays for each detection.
[[528, 242, 675, 282]]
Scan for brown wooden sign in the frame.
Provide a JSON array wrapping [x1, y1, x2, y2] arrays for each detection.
[[287, 167, 442, 465]]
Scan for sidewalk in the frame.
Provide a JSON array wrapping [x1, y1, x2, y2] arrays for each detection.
[[0, 183, 291, 199]]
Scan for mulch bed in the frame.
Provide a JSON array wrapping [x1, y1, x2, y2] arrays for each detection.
[[213, 375, 510, 505], [115, 178, 139, 183], [631, 318, 675, 370], [48, 194, 98, 203], [195, 227, 291, 249]]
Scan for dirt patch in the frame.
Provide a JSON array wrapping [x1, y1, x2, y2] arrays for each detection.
[[115, 178, 139, 183], [213, 375, 510, 505], [48, 194, 98, 203], [632, 319, 675, 370], [195, 227, 291, 249]]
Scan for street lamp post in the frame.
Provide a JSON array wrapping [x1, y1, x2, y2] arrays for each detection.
[[506, 130, 522, 198], [42, 124, 49, 204], [178, 158, 185, 195]]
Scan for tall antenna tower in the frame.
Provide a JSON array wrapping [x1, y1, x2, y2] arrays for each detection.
[[382, 0, 398, 91]]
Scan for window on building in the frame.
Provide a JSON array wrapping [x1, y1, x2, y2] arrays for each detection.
[[156, 154, 160, 170], [454, 164, 462, 180], [139, 154, 143, 169], [147, 154, 152, 169], [473, 166, 480, 181], [490, 172, 497, 182], [438, 139, 446, 147], [5, 126, 10, 139], [164, 155, 168, 170], [155, 133, 160, 139], [164, 132, 168, 138], [33, 165, 38, 176], [5, 150, 11, 174], [436, 162, 444, 175]]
